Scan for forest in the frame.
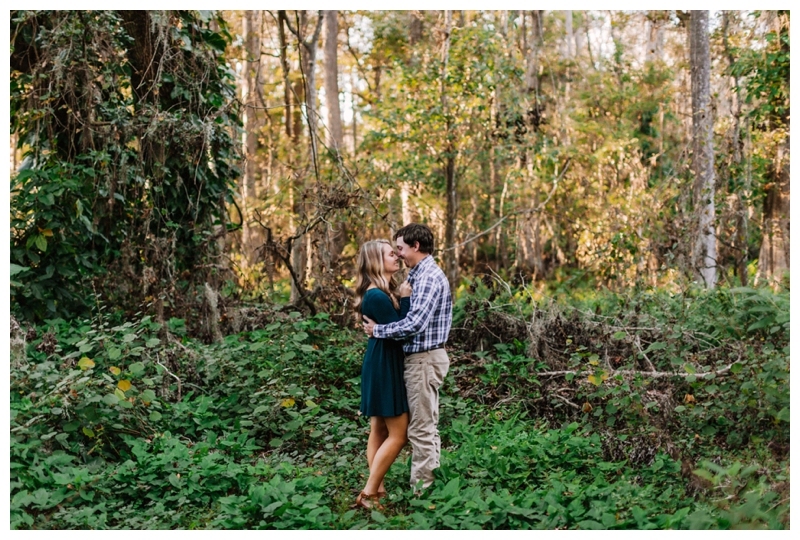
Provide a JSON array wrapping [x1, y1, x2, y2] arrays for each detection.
[[9, 10, 789, 529]]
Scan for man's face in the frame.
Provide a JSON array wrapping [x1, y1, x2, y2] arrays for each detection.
[[395, 236, 418, 266]]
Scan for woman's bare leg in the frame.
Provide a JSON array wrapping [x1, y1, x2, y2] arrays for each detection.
[[366, 417, 388, 493], [363, 412, 409, 496]]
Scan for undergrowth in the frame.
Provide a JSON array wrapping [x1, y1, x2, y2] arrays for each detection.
[[10, 285, 789, 529]]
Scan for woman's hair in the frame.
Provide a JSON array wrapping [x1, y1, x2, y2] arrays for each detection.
[[354, 239, 400, 312]]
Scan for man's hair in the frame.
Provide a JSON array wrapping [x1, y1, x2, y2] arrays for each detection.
[[394, 223, 434, 254]]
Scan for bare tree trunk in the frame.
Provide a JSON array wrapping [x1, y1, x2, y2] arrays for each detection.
[[690, 10, 717, 288], [564, 11, 574, 59], [524, 11, 542, 94], [240, 10, 259, 265], [350, 66, 358, 155], [409, 11, 422, 46], [277, 11, 292, 140], [756, 135, 790, 288], [723, 11, 749, 286], [322, 10, 347, 268], [323, 10, 343, 153], [755, 13, 790, 289], [441, 10, 458, 295], [284, 11, 324, 304]]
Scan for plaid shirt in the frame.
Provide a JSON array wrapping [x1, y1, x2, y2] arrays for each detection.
[[373, 254, 452, 354]]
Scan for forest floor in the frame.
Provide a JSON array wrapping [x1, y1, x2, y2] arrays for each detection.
[[10, 284, 790, 529]]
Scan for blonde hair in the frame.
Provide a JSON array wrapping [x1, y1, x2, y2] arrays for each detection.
[[354, 239, 400, 312]]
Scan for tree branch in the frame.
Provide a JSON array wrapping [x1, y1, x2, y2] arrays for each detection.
[[443, 158, 570, 252]]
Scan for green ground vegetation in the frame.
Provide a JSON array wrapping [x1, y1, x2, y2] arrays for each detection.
[[10, 283, 789, 529]]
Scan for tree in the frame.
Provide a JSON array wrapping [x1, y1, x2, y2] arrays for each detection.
[[754, 11, 790, 288], [323, 11, 344, 153], [441, 10, 458, 295], [690, 10, 717, 288], [11, 10, 240, 324], [240, 9, 260, 265]]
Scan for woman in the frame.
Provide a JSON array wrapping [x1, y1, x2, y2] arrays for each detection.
[[352, 239, 413, 510]]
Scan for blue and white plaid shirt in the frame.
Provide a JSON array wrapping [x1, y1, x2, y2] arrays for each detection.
[[373, 254, 452, 354]]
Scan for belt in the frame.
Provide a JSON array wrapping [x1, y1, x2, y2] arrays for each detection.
[[414, 345, 444, 354]]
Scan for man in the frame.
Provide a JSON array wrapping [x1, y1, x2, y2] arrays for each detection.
[[362, 223, 453, 492]]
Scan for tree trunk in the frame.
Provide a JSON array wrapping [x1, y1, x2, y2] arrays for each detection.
[[240, 10, 259, 265], [756, 135, 790, 287], [524, 11, 542, 94], [722, 11, 749, 285], [277, 11, 292, 140], [690, 10, 717, 288], [441, 11, 458, 295], [323, 10, 343, 153], [564, 11, 574, 59], [322, 10, 348, 268], [409, 11, 422, 46]]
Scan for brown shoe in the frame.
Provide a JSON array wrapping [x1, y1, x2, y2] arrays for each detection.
[[354, 491, 385, 511]]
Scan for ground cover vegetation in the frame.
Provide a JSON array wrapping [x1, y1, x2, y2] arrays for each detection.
[[10, 10, 789, 530], [10, 283, 789, 529]]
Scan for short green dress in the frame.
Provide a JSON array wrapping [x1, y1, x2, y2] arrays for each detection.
[[360, 288, 411, 417]]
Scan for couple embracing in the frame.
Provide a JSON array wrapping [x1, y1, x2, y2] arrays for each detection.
[[352, 223, 452, 510]]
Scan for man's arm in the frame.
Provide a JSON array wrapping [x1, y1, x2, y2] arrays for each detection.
[[371, 276, 440, 340]]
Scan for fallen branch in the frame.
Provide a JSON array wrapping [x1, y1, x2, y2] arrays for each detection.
[[156, 353, 182, 402], [553, 394, 581, 409], [536, 364, 734, 380]]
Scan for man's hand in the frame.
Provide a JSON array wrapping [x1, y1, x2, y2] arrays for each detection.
[[398, 280, 412, 298], [362, 315, 376, 337]]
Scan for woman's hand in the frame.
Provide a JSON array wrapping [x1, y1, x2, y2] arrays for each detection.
[[398, 281, 412, 298]]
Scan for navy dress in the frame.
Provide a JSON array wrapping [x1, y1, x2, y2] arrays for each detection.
[[360, 288, 411, 417]]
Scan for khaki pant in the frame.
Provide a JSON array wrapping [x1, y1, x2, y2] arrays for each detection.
[[404, 348, 449, 490]]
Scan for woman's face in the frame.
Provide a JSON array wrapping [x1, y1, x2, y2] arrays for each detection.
[[382, 243, 400, 274]]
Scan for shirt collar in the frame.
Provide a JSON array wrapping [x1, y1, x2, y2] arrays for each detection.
[[407, 254, 433, 282]]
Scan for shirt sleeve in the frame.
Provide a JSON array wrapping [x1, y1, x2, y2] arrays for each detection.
[[373, 276, 439, 340]]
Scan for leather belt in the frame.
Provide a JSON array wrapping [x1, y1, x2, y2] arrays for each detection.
[[416, 345, 444, 354]]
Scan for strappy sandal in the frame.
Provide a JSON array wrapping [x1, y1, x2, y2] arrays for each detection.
[[354, 490, 385, 511], [377, 490, 387, 500]]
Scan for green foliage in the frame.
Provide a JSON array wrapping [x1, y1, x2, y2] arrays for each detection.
[[11, 283, 789, 529], [10, 10, 241, 322]]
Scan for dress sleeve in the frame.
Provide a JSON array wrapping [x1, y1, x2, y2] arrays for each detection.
[[399, 296, 411, 319], [365, 291, 404, 325]]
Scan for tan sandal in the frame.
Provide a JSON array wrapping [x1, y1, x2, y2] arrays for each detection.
[[354, 490, 385, 511]]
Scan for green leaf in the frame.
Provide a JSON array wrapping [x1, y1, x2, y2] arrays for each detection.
[[644, 341, 667, 353], [35, 235, 48, 252], [730, 362, 743, 374], [103, 394, 119, 406], [10, 263, 28, 276], [108, 348, 121, 360], [141, 389, 157, 402], [371, 510, 386, 523], [612, 331, 626, 339], [130, 362, 145, 374], [149, 411, 162, 422]]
